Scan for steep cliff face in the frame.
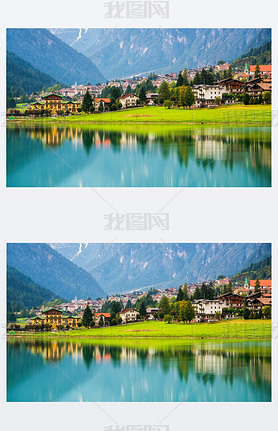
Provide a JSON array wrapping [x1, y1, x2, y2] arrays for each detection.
[[50, 28, 271, 79]]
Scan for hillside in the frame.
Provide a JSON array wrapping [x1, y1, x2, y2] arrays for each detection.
[[231, 256, 271, 284], [7, 50, 59, 98], [50, 243, 271, 294], [231, 42, 271, 70], [7, 244, 106, 300], [50, 28, 271, 79], [6, 29, 106, 85], [7, 266, 59, 311]]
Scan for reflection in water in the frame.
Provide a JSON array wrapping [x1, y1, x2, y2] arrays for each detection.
[[7, 124, 271, 187], [7, 339, 271, 402]]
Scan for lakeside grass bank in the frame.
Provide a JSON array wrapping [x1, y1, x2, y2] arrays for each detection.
[[9, 319, 271, 340], [9, 105, 271, 126]]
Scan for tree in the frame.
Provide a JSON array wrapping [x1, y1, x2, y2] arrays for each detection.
[[243, 307, 250, 320], [139, 299, 147, 317], [179, 300, 187, 323], [243, 92, 250, 105], [193, 72, 201, 85], [139, 85, 146, 102], [262, 306, 271, 319], [215, 311, 221, 320], [184, 86, 195, 108], [179, 85, 186, 109], [182, 68, 189, 86], [159, 81, 170, 102], [176, 287, 184, 302], [254, 64, 261, 79], [228, 67, 233, 78], [254, 278, 261, 293], [193, 286, 201, 300], [176, 72, 184, 88], [164, 314, 172, 324], [99, 315, 104, 327], [82, 89, 93, 113], [82, 304, 93, 327], [262, 91, 271, 104], [184, 301, 195, 322], [159, 295, 170, 317], [182, 283, 189, 301], [163, 100, 172, 109], [98, 101, 104, 112]]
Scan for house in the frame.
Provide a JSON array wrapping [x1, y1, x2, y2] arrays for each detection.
[[42, 308, 81, 328], [216, 292, 244, 308], [93, 98, 110, 111], [246, 81, 272, 98], [192, 84, 226, 105], [216, 78, 244, 94], [42, 93, 63, 113], [146, 93, 159, 100], [246, 295, 272, 312], [93, 312, 111, 326], [192, 299, 224, 322], [146, 307, 159, 320], [119, 308, 139, 323], [62, 100, 81, 113], [249, 280, 272, 291], [29, 101, 44, 110], [118, 94, 139, 109], [250, 65, 272, 77]]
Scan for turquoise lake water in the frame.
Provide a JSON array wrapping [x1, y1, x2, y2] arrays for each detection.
[[6, 125, 271, 187], [7, 339, 271, 402]]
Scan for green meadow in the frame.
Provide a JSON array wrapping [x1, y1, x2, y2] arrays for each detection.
[[12, 319, 271, 340], [12, 105, 271, 125]]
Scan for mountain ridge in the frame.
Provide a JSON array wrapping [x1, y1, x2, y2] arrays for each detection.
[[50, 28, 271, 79]]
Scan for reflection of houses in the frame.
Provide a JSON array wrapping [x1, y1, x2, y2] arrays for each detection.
[[118, 94, 139, 108], [193, 300, 224, 322], [119, 309, 138, 323]]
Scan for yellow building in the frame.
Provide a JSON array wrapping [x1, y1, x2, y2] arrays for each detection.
[[34, 308, 82, 329], [28, 94, 81, 115]]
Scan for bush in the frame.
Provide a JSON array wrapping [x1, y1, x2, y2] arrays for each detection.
[[164, 314, 172, 324], [111, 318, 118, 326]]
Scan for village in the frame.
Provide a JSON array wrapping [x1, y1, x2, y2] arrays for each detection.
[[9, 276, 271, 332], [9, 61, 272, 116]]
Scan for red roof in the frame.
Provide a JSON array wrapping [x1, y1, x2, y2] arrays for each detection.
[[120, 308, 137, 314], [94, 98, 110, 103], [94, 313, 111, 318], [250, 280, 271, 287], [250, 65, 272, 72]]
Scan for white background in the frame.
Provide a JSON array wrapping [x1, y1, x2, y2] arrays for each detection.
[[0, 1, 277, 429]]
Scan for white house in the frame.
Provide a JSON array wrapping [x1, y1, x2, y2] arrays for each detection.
[[119, 308, 139, 323], [118, 94, 139, 109], [192, 299, 224, 321], [192, 85, 227, 104]]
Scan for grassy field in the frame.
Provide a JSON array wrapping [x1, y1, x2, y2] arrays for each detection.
[[11, 105, 271, 125], [12, 319, 271, 340]]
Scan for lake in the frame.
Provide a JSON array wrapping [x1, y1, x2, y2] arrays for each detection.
[[6, 124, 271, 187], [7, 338, 271, 402]]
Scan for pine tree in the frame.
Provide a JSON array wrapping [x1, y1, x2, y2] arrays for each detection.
[[139, 85, 146, 102], [179, 85, 186, 108], [254, 278, 261, 293], [179, 300, 187, 323], [176, 72, 184, 87], [159, 81, 170, 102], [176, 287, 184, 302], [159, 295, 170, 316], [82, 89, 93, 113], [193, 286, 201, 300], [182, 68, 189, 86], [139, 299, 147, 317], [254, 64, 261, 78], [82, 304, 93, 327], [193, 72, 201, 85], [183, 283, 189, 301]]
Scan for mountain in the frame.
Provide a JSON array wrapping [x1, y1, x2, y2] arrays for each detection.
[[7, 244, 106, 300], [6, 29, 106, 86], [7, 50, 59, 97], [231, 256, 271, 285], [49, 243, 271, 294], [50, 28, 271, 79], [231, 41, 271, 70], [7, 266, 60, 311]]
